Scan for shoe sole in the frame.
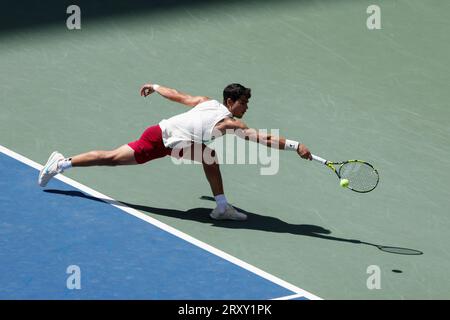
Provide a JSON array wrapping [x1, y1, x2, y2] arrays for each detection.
[[38, 151, 59, 187]]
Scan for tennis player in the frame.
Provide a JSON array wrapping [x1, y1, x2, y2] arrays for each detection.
[[38, 83, 312, 220]]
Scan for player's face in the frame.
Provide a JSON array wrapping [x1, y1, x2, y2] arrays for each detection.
[[230, 96, 249, 119]]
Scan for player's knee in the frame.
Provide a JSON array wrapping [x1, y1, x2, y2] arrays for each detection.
[[202, 148, 219, 167], [108, 152, 122, 166], [203, 157, 220, 171], [96, 150, 119, 165]]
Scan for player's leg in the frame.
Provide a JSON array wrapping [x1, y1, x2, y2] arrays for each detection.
[[71, 144, 137, 167], [179, 143, 246, 220], [203, 159, 224, 196], [38, 144, 137, 187], [38, 125, 166, 187], [181, 143, 224, 196]]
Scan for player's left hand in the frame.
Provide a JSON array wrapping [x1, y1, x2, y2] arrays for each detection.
[[140, 84, 155, 97]]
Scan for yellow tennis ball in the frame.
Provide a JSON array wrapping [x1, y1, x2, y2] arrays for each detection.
[[340, 179, 349, 188]]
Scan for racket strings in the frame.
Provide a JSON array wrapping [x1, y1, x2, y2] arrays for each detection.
[[339, 162, 379, 192]]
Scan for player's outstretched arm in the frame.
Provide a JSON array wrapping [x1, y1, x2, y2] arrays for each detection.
[[140, 83, 209, 107], [216, 118, 312, 160]]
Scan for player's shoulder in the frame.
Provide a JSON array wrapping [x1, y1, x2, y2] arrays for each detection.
[[194, 99, 229, 111], [194, 97, 215, 107]]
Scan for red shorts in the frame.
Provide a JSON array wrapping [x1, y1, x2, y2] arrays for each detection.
[[128, 125, 175, 164]]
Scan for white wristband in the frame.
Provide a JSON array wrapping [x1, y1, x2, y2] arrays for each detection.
[[284, 139, 299, 151], [152, 84, 160, 91]]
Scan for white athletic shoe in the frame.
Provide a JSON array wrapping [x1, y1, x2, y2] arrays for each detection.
[[38, 151, 65, 187], [210, 204, 247, 221]]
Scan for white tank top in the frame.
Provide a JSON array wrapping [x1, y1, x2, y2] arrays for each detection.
[[159, 99, 232, 148]]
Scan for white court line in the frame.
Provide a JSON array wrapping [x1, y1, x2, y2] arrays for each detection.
[[271, 293, 308, 300], [0, 144, 322, 300]]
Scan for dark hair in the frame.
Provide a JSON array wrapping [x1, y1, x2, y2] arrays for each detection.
[[223, 83, 251, 105]]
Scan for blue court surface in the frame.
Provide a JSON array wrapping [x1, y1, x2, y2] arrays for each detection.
[[0, 147, 318, 300]]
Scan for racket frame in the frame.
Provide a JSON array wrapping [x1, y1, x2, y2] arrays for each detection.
[[311, 154, 379, 193]]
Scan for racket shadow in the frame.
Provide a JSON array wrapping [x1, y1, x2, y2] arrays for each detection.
[[43, 190, 423, 256]]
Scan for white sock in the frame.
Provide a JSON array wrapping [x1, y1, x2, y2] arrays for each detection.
[[214, 194, 228, 213], [58, 158, 72, 171]]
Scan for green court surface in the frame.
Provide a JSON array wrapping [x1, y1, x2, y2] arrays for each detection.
[[1, 0, 450, 299]]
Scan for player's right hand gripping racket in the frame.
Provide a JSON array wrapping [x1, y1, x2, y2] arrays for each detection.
[[311, 154, 379, 193]]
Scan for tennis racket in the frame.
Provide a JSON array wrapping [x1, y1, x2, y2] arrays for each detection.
[[311, 154, 379, 193]]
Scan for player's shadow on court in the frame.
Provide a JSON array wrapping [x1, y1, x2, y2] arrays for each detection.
[[44, 190, 423, 255]]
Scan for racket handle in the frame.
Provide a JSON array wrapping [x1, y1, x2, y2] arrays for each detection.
[[312, 154, 327, 164]]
